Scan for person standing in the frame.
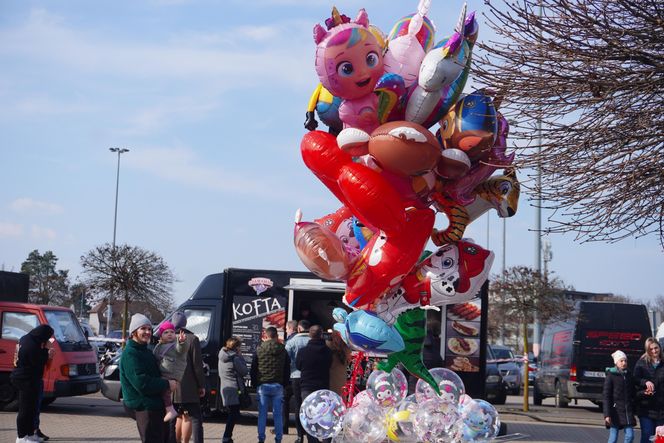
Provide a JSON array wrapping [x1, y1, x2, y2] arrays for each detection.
[[11, 324, 54, 443], [286, 320, 298, 342], [634, 337, 664, 443], [326, 330, 351, 397], [120, 314, 175, 443], [218, 336, 248, 443], [285, 320, 310, 443], [603, 350, 636, 443], [296, 325, 333, 443], [251, 326, 290, 443], [168, 311, 205, 443]]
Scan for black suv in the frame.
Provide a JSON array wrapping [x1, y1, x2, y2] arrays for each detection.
[[484, 345, 508, 405]]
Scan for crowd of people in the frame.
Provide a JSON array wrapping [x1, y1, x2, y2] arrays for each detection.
[[603, 338, 664, 443]]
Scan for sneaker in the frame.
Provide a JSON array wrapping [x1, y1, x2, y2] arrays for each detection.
[[25, 436, 43, 442], [164, 405, 179, 422], [36, 430, 50, 442], [16, 438, 32, 443]]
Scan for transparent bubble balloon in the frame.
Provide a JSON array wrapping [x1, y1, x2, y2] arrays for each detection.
[[352, 389, 376, 407], [459, 398, 500, 442], [412, 398, 460, 442], [415, 367, 465, 405], [299, 389, 346, 440], [389, 394, 418, 440], [366, 368, 408, 408], [342, 402, 387, 443]]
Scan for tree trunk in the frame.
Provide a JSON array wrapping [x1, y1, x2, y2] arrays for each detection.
[[522, 319, 529, 412]]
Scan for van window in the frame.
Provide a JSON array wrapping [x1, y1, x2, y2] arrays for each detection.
[[184, 309, 212, 343], [1, 312, 39, 341], [44, 310, 87, 343]]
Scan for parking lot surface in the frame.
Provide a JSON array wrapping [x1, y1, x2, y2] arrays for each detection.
[[0, 393, 633, 442]]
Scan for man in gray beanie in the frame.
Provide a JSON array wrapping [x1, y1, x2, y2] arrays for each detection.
[[167, 312, 205, 443]]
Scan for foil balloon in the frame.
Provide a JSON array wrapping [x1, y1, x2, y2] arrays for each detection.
[[438, 89, 498, 163], [314, 8, 385, 133], [366, 368, 408, 408], [300, 390, 346, 440]]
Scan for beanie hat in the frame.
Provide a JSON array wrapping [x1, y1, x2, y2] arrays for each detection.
[[129, 313, 152, 336], [156, 321, 175, 338], [612, 350, 627, 364], [170, 311, 187, 330]]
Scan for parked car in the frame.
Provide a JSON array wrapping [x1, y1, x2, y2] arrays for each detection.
[[100, 351, 122, 402], [490, 344, 522, 395], [484, 345, 508, 405], [516, 352, 538, 386], [534, 301, 651, 408]]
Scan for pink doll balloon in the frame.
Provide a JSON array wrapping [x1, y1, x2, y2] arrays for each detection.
[[314, 8, 385, 133]]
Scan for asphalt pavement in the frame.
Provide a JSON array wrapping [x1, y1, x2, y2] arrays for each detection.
[[0, 393, 626, 442]]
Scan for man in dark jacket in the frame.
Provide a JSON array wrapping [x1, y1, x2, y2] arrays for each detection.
[[167, 311, 206, 443], [603, 350, 636, 443], [11, 324, 54, 443], [295, 325, 333, 443], [251, 326, 289, 443]]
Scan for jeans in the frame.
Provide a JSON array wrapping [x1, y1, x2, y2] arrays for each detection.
[[638, 416, 664, 443], [608, 426, 634, 443], [223, 404, 240, 442], [258, 383, 283, 442]]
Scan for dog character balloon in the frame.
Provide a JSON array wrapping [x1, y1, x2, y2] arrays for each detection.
[[314, 8, 385, 133]]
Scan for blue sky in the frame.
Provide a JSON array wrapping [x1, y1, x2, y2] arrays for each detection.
[[1, 0, 662, 308]]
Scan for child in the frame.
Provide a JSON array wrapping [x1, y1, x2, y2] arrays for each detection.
[[603, 350, 636, 443], [154, 321, 188, 422]]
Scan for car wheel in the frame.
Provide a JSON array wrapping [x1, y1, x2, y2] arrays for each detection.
[[555, 380, 569, 408], [0, 381, 19, 412], [533, 383, 544, 406]]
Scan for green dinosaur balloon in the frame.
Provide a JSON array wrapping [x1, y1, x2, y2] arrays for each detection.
[[377, 308, 440, 394]]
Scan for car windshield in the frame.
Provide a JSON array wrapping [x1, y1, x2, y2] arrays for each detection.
[[492, 348, 514, 360], [44, 310, 87, 344]]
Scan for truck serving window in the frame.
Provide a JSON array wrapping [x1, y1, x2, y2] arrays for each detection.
[[44, 310, 87, 344], [183, 309, 212, 343], [1, 312, 39, 340]]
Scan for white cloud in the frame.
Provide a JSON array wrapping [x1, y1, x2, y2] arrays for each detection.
[[116, 98, 220, 137], [0, 222, 23, 238], [0, 8, 312, 87], [14, 96, 98, 115], [10, 198, 64, 215], [30, 225, 57, 240]]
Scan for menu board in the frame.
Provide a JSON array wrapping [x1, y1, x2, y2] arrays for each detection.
[[443, 298, 482, 372], [231, 293, 287, 382]]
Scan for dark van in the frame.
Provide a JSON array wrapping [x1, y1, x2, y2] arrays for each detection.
[[534, 301, 651, 407]]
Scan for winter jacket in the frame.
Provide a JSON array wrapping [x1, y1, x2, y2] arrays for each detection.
[[285, 332, 310, 379], [172, 330, 206, 404], [10, 325, 53, 382], [120, 338, 169, 411], [603, 367, 636, 428], [218, 348, 249, 407], [250, 339, 289, 387], [296, 338, 332, 392], [633, 357, 663, 419], [153, 338, 187, 381]]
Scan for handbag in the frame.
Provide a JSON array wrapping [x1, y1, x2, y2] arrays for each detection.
[[234, 356, 252, 408]]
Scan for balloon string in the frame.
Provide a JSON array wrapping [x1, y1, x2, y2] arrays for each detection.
[[342, 351, 366, 407]]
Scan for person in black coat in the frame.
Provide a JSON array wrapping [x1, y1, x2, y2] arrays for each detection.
[[295, 325, 332, 443], [633, 337, 664, 443], [11, 324, 54, 442], [603, 350, 636, 443]]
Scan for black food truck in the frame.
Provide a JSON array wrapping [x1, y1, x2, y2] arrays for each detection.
[[133, 268, 496, 415], [534, 301, 651, 407]]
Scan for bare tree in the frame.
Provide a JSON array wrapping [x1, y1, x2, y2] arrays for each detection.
[[80, 244, 175, 339], [489, 265, 572, 411], [472, 0, 664, 245], [20, 250, 70, 305]]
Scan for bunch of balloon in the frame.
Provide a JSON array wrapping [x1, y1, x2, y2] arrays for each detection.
[[294, 3, 521, 428]]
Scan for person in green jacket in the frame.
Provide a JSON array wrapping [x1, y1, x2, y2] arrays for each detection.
[[120, 313, 176, 443]]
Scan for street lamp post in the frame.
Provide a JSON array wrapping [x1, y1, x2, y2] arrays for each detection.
[[107, 148, 129, 336]]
